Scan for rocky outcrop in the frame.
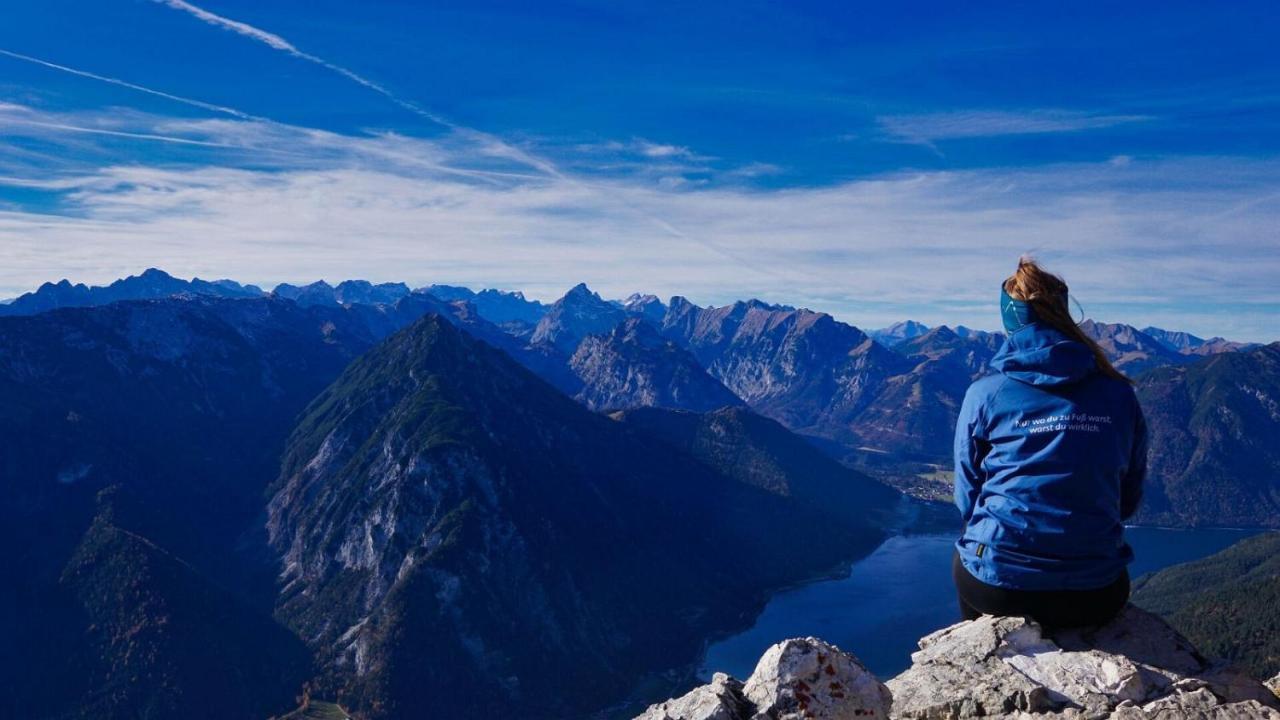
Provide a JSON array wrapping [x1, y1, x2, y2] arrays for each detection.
[[639, 607, 1280, 720], [636, 638, 891, 720], [889, 606, 1279, 719]]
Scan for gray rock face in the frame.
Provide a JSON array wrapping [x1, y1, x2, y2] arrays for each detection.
[[639, 607, 1280, 720], [744, 638, 892, 719], [888, 606, 1280, 719], [635, 637, 890, 720], [1269, 673, 1280, 698], [568, 317, 743, 412], [636, 673, 753, 720]]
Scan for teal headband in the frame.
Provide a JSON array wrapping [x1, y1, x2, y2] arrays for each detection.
[[1001, 284, 1068, 333]]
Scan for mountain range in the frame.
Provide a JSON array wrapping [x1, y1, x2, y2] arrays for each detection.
[[1, 269, 1275, 718], [3, 269, 1271, 514], [266, 315, 889, 717]]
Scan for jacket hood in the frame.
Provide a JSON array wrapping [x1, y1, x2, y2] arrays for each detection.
[[990, 322, 1097, 387]]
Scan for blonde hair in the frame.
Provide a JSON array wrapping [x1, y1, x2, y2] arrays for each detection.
[[1004, 257, 1131, 384]]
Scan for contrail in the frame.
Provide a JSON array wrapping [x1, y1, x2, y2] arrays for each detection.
[[0, 50, 527, 184], [146, 0, 766, 272], [0, 48, 259, 121], [151, 0, 455, 129], [21, 2, 775, 278], [148, 0, 618, 184], [6, 118, 250, 148]]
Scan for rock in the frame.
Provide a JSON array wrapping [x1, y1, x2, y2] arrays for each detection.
[[1268, 673, 1280, 698], [743, 637, 892, 720], [1111, 687, 1280, 719], [634, 673, 753, 720], [643, 606, 1280, 720], [633, 638, 890, 720], [887, 617, 1064, 718], [887, 605, 1280, 719]]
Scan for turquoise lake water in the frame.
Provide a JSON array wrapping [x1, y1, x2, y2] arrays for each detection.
[[700, 526, 1264, 680]]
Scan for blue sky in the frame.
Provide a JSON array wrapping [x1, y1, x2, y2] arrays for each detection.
[[1, 0, 1277, 339]]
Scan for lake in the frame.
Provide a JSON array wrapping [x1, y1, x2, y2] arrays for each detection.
[[700, 526, 1265, 680]]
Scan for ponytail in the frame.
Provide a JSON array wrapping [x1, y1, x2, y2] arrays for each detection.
[[1004, 257, 1132, 384]]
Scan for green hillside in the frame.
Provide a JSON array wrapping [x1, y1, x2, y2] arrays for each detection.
[[1132, 531, 1280, 679]]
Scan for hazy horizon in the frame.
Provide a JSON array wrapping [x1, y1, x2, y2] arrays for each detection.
[[6, 266, 1275, 343]]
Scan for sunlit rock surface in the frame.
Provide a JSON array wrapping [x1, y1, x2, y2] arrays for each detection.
[[638, 606, 1280, 719]]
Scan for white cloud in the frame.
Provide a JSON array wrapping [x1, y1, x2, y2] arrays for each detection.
[[0, 103, 1276, 342], [878, 109, 1152, 146]]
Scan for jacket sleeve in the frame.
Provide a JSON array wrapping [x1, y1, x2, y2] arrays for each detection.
[[1121, 403, 1148, 521], [954, 384, 990, 523]]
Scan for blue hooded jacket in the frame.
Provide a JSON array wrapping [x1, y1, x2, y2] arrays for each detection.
[[954, 322, 1147, 591]]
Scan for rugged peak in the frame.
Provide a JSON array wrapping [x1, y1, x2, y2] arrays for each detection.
[[531, 283, 626, 352], [923, 324, 959, 342], [418, 283, 476, 301], [565, 281, 598, 299], [624, 293, 668, 323], [137, 267, 173, 280], [869, 320, 932, 347], [641, 606, 1280, 719]]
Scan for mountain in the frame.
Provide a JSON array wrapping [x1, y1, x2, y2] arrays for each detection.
[[1142, 326, 1258, 357], [613, 405, 900, 528], [622, 293, 668, 324], [419, 284, 547, 326], [895, 325, 1004, 376], [351, 291, 574, 388], [0, 268, 263, 316], [49, 491, 310, 720], [266, 315, 886, 719], [271, 280, 410, 307], [1142, 326, 1210, 353], [530, 282, 627, 352], [334, 280, 411, 305], [1133, 342, 1280, 528], [0, 296, 382, 719], [867, 320, 931, 346], [657, 297, 980, 461], [843, 325, 1003, 465], [569, 317, 743, 412], [658, 297, 877, 414], [0, 293, 586, 719], [1079, 319, 1190, 375], [273, 280, 342, 306], [1133, 531, 1280, 680], [953, 325, 996, 341], [1193, 336, 1260, 356]]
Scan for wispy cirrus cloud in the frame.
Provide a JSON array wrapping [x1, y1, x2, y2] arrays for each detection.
[[878, 109, 1153, 147]]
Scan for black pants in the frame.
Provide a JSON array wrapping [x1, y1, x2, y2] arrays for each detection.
[[952, 551, 1129, 630]]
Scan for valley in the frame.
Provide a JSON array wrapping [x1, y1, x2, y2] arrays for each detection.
[[0, 269, 1275, 719]]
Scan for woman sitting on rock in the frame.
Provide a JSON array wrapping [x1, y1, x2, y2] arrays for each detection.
[[952, 257, 1147, 628]]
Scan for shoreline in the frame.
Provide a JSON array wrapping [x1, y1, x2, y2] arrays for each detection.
[[608, 531, 894, 719]]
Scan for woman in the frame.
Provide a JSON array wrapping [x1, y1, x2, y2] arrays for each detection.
[[953, 257, 1147, 629]]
